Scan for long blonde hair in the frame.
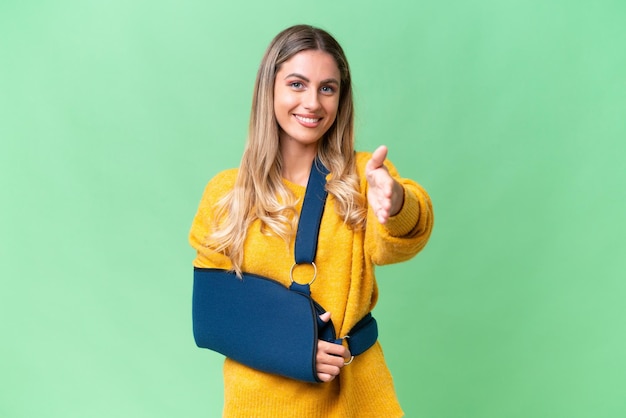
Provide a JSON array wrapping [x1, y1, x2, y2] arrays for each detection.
[[207, 24, 366, 274]]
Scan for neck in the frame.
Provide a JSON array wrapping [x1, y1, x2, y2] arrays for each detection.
[[280, 147, 317, 187], [281, 156, 314, 186]]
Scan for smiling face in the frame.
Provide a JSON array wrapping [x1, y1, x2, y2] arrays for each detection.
[[273, 49, 341, 153]]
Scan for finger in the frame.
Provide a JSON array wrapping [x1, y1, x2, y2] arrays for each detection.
[[318, 340, 350, 360], [374, 197, 392, 223], [316, 343, 345, 380], [317, 355, 345, 375], [316, 372, 335, 382], [315, 351, 350, 367], [368, 179, 394, 223], [366, 145, 388, 172], [316, 340, 351, 382], [372, 145, 388, 166], [319, 311, 331, 323], [316, 362, 342, 376], [342, 347, 352, 362]]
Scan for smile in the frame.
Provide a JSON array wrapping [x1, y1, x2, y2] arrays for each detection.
[[294, 115, 321, 124]]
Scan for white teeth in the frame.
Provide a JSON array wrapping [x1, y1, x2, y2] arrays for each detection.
[[295, 115, 320, 123]]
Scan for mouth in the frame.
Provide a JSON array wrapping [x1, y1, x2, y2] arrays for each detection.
[[294, 114, 322, 125]]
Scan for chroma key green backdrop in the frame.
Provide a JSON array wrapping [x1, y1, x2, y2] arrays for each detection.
[[1, 1, 625, 417]]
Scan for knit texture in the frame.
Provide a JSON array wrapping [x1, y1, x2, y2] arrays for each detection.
[[189, 152, 434, 417]]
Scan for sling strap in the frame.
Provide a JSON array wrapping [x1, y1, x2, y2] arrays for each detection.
[[294, 159, 329, 264], [291, 159, 378, 355]]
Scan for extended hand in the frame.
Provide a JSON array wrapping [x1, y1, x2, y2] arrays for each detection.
[[365, 145, 404, 224], [316, 312, 351, 382]]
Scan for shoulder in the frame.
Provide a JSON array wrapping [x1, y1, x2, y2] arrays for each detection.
[[198, 168, 239, 205], [206, 168, 238, 191]]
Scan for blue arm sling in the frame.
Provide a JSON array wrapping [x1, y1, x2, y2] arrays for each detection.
[[192, 159, 378, 383]]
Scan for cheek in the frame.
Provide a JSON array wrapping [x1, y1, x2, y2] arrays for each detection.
[[273, 91, 295, 130], [274, 88, 297, 113], [326, 100, 340, 122]]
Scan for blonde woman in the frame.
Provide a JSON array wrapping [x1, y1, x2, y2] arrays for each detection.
[[189, 24, 433, 417]]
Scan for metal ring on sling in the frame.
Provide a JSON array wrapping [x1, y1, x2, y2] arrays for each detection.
[[289, 262, 317, 286], [341, 334, 354, 365]]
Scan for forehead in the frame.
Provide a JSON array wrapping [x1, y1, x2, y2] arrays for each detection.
[[277, 50, 340, 80]]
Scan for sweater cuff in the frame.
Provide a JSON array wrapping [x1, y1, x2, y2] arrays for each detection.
[[384, 187, 420, 237]]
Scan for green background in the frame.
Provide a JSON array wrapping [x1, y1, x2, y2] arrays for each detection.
[[2, 0, 625, 417]]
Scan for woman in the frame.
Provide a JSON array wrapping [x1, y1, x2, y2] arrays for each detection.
[[189, 24, 433, 417]]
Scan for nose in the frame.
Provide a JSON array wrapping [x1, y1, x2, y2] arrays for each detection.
[[303, 88, 321, 111]]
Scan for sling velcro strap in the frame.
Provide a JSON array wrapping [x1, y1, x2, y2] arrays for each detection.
[[192, 158, 378, 382], [344, 313, 378, 356]]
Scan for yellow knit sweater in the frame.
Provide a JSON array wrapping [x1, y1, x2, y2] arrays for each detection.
[[189, 152, 433, 417]]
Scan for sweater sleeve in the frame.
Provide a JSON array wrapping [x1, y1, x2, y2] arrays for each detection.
[[188, 169, 238, 269], [358, 152, 434, 266]]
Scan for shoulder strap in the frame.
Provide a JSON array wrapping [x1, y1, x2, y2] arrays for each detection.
[[294, 158, 330, 264]]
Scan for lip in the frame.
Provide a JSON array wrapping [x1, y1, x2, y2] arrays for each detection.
[[294, 114, 322, 127]]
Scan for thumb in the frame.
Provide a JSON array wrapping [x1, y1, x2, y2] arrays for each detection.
[[319, 311, 331, 323], [366, 145, 388, 172]]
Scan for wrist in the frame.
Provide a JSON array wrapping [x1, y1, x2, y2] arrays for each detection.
[[389, 182, 405, 217]]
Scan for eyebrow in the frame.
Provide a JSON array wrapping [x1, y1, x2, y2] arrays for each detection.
[[284, 73, 340, 85]]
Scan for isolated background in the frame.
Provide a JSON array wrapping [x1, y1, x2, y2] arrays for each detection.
[[1, 1, 625, 417]]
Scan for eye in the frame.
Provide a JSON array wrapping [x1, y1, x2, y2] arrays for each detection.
[[320, 85, 337, 95], [289, 81, 304, 89]]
